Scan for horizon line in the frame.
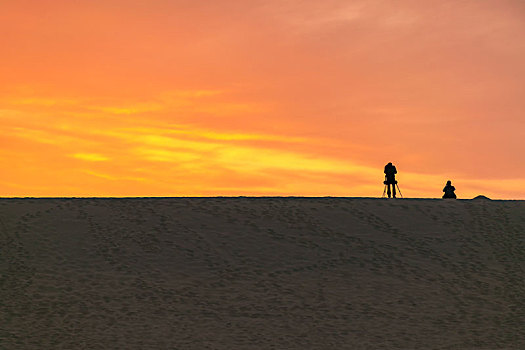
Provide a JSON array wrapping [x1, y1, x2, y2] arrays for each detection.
[[0, 196, 520, 201]]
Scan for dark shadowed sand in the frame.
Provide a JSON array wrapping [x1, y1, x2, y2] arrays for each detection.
[[1, 197, 524, 349]]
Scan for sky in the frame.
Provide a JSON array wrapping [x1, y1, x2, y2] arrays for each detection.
[[1, 0, 524, 198]]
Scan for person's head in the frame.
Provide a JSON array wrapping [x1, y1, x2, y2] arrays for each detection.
[[447, 180, 452, 185], [387, 162, 392, 166]]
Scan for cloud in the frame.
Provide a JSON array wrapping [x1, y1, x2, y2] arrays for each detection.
[[133, 148, 201, 163], [72, 153, 110, 162]]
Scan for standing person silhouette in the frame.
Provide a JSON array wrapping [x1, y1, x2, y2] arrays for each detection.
[[384, 162, 397, 198], [442, 180, 457, 199]]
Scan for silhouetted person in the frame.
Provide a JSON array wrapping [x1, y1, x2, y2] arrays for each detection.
[[442, 180, 456, 199], [384, 162, 397, 198]]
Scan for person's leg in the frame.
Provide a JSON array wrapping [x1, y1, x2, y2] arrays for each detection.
[[387, 184, 392, 198], [392, 183, 396, 198]]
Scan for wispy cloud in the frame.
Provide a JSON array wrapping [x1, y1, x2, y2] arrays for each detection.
[[72, 153, 110, 162]]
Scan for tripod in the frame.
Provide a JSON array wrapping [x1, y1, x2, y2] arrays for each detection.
[[382, 182, 404, 198]]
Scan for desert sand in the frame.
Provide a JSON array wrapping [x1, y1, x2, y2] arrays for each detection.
[[1, 197, 524, 349]]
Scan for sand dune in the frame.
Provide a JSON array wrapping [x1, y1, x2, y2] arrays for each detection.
[[1, 197, 524, 349]]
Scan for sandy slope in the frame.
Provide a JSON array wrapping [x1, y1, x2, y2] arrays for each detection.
[[1, 197, 524, 349]]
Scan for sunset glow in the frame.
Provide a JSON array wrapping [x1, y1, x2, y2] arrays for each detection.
[[2, 0, 524, 198]]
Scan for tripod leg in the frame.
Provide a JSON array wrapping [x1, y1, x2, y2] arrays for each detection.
[[396, 183, 403, 198], [382, 185, 387, 198]]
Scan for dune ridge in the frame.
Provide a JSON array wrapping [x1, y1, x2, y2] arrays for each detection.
[[1, 197, 524, 349]]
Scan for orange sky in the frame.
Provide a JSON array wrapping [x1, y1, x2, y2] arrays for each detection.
[[2, 0, 524, 198]]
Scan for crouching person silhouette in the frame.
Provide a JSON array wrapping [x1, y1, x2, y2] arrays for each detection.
[[384, 162, 397, 198], [442, 180, 457, 199]]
